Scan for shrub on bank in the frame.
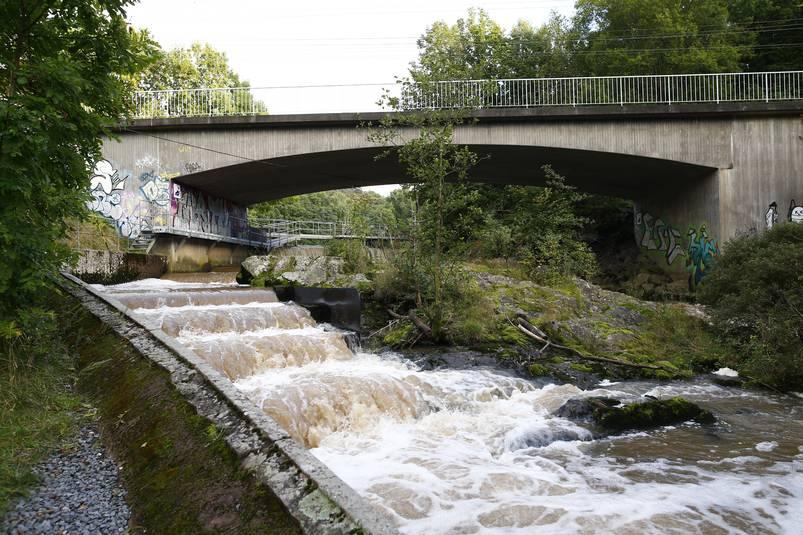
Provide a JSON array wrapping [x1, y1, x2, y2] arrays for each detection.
[[698, 223, 803, 390]]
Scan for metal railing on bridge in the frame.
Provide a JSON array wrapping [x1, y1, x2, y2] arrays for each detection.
[[249, 218, 396, 241], [131, 71, 803, 118], [72, 211, 399, 255]]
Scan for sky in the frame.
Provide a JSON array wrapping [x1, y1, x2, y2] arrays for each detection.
[[127, 0, 576, 194]]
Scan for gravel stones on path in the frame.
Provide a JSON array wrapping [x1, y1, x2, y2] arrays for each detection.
[[2, 425, 130, 534]]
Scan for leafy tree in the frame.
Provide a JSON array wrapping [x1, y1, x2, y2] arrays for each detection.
[[729, 0, 803, 72], [412, 9, 510, 82], [571, 0, 748, 75], [138, 42, 246, 90], [698, 223, 803, 390], [0, 0, 156, 329], [368, 105, 479, 339], [506, 167, 598, 282], [136, 42, 265, 116]]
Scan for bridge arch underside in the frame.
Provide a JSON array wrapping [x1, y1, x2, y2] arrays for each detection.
[[175, 146, 716, 206]]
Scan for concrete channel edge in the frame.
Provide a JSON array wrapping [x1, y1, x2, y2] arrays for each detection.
[[58, 272, 399, 535]]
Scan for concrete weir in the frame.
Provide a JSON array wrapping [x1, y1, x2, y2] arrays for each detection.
[[59, 272, 398, 535]]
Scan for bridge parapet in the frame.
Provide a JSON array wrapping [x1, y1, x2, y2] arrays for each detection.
[[132, 71, 803, 118]]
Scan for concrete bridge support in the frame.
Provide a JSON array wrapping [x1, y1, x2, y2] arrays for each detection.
[[633, 114, 802, 286], [149, 235, 259, 272]]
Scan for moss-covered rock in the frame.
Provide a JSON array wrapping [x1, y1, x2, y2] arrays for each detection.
[[383, 323, 414, 347], [556, 396, 715, 435], [528, 363, 550, 377], [555, 397, 716, 434], [461, 262, 731, 379], [597, 397, 715, 432]]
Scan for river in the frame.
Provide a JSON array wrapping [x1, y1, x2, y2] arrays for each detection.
[[96, 276, 803, 534]]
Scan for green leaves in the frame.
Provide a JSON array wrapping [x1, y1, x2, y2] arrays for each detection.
[[698, 223, 803, 390], [0, 0, 158, 318]]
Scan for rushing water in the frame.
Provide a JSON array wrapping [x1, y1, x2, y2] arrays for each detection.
[[98, 277, 803, 534]]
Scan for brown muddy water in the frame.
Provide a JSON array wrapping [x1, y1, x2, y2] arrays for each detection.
[[95, 275, 803, 534]]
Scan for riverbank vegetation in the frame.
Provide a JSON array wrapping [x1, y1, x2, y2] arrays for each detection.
[[0, 0, 156, 369], [0, 297, 84, 516], [0, 1, 159, 514], [699, 223, 803, 391]]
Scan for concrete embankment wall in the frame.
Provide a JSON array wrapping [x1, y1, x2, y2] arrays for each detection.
[[72, 249, 167, 284], [59, 273, 397, 535]]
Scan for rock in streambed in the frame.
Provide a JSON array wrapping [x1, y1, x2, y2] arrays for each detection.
[[554, 396, 715, 435]]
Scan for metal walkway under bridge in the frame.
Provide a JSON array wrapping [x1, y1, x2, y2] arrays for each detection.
[[129, 215, 397, 254], [131, 70, 803, 117]]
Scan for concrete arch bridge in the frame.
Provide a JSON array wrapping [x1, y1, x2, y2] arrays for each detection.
[[92, 71, 803, 274]]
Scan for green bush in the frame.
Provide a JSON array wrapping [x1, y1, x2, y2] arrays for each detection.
[[698, 223, 803, 390], [509, 166, 598, 283], [324, 239, 373, 274]]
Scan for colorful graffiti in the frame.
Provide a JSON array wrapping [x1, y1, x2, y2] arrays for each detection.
[[686, 224, 719, 289], [88, 158, 247, 242], [633, 207, 685, 265], [87, 160, 150, 238]]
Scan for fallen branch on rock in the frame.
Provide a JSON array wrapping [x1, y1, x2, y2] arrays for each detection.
[[365, 319, 401, 340], [387, 308, 433, 338], [514, 318, 663, 371]]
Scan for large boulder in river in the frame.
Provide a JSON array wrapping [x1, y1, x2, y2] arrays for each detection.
[[554, 396, 715, 434], [554, 397, 621, 422], [239, 252, 369, 288]]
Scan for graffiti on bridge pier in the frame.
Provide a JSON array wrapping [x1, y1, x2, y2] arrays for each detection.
[[686, 224, 719, 289], [633, 207, 685, 265], [765, 200, 802, 229], [634, 206, 719, 288], [88, 160, 150, 238], [88, 158, 247, 242]]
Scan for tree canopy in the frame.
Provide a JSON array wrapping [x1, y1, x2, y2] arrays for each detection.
[[249, 188, 402, 235], [411, 2, 802, 80], [135, 41, 265, 115], [0, 0, 156, 319], [137, 42, 246, 90]]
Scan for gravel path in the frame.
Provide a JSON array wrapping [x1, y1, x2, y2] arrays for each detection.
[[2, 425, 130, 534]]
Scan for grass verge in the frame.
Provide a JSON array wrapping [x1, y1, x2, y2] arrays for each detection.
[[0, 310, 85, 516]]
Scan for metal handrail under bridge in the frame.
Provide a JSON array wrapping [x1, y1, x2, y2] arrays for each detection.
[[132, 70, 803, 118], [127, 213, 398, 253], [249, 217, 396, 242]]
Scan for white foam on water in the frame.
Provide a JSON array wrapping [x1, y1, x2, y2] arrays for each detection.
[[713, 367, 739, 377], [597, 379, 620, 386], [755, 441, 779, 452], [94, 281, 803, 534], [177, 325, 333, 343], [131, 301, 286, 315], [94, 277, 237, 292], [313, 397, 803, 534]]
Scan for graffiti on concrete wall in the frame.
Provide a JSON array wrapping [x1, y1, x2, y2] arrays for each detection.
[[633, 207, 685, 265], [88, 158, 246, 241], [765, 200, 802, 228], [171, 186, 246, 237], [634, 205, 721, 288], [139, 171, 170, 207], [765, 202, 779, 229], [87, 160, 150, 238], [789, 200, 803, 224], [686, 224, 719, 289]]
